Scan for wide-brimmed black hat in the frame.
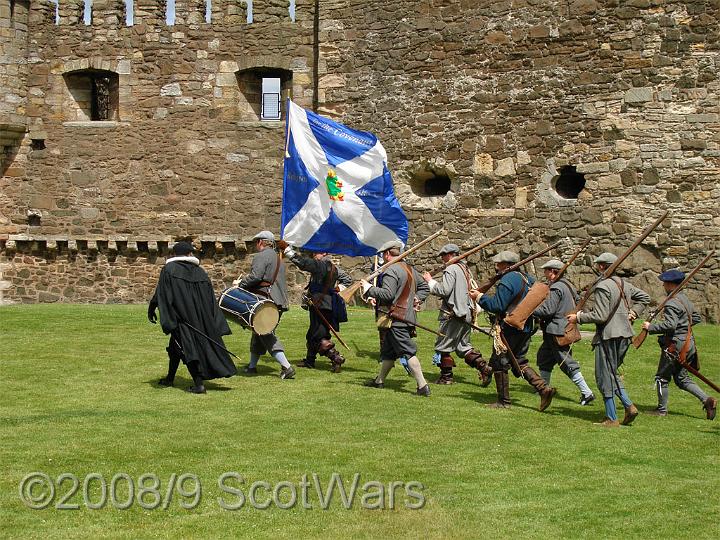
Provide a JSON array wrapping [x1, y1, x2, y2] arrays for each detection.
[[172, 241, 195, 256]]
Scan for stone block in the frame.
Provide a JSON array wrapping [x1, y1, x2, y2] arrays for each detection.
[[473, 153, 493, 175], [79, 208, 99, 220], [160, 83, 182, 96], [582, 208, 604, 225], [685, 113, 718, 123], [494, 157, 515, 177], [215, 73, 237, 87], [38, 291, 59, 302], [219, 61, 239, 73], [597, 174, 622, 190], [28, 195, 54, 209], [624, 87, 653, 103], [576, 162, 610, 174], [116, 60, 132, 75], [70, 170, 95, 186], [680, 139, 706, 150]]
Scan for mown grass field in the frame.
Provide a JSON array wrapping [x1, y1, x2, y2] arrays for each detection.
[[1, 304, 719, 539]]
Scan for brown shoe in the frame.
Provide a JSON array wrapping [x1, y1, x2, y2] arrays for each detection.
[[478, 367, 493, 387], [704, 397, 717, 420], [434, 374, 454, 385], [539, 387, 556, 412], [646, 408, 668, 417], [330, 361, 342, 373], [620, 404, 639, 425], [594, 418, 620, 428]]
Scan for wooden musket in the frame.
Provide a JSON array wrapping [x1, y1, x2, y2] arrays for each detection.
[[429, 230, 512, 278], [340, 228, 445, 303], [632, 250, 715, 349], [474, 241, 563, 294], [563, 210, 669, 345]]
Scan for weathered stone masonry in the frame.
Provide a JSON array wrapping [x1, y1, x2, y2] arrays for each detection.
[[1, 1, 719, 321]]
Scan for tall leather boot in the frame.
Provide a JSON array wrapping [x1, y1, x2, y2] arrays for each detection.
[[327, 349, 346, 373], [703, 397, 717, 421], [522, 366, 556, 411], [487, 371, 511, 408], [435, 354, 456, 384], [319, 338, 345, 373], [464, 350, 492, 387]]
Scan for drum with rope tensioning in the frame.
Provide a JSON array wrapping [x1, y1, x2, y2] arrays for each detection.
[[218, 287, 280, 335]]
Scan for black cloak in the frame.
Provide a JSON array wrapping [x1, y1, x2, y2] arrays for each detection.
[[150, 259, 237, 379]]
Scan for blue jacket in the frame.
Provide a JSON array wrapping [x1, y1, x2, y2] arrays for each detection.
[[478, 270, 535, 333]]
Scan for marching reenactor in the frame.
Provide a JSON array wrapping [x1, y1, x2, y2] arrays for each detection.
[[361, 240, 432, 396], [281, 244, 353, 372], [422, 243, 489, 385], [148, 241, 237, 394], [642, 269, 717, 420], [567, 252, 650, 427], [235, 231, 295, 380], [474, 250, 556, 410], [532, 259, 595, 405]]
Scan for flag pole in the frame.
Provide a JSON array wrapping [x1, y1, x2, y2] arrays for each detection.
[[284, 98, 292, 158]]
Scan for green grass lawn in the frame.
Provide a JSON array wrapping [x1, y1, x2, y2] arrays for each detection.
[[1, 304, 719, 539]]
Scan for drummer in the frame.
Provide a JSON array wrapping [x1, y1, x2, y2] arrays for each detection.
[[235, 230, 294, 380], [280, 242, 353, 372]]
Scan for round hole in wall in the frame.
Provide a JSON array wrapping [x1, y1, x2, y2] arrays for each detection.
[[410, 168, 452, 197], [552, 165, 586, 199]]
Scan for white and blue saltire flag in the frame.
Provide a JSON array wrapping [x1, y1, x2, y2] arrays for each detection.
[[281, 100, 408, 257]]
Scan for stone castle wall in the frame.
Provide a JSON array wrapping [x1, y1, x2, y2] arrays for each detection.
[[1, 0, 719, 321]]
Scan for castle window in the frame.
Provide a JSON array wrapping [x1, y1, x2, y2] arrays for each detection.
[[236, 68, 292, 122], [64, 69, 120, 122], [261, 78, 281, 120], [552, 165, 586, 199]]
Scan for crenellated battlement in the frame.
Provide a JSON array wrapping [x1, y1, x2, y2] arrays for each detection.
[[48, 0, 301, 27]]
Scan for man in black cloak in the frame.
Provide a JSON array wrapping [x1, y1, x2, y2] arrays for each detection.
[[148, 241, 237, 393]]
